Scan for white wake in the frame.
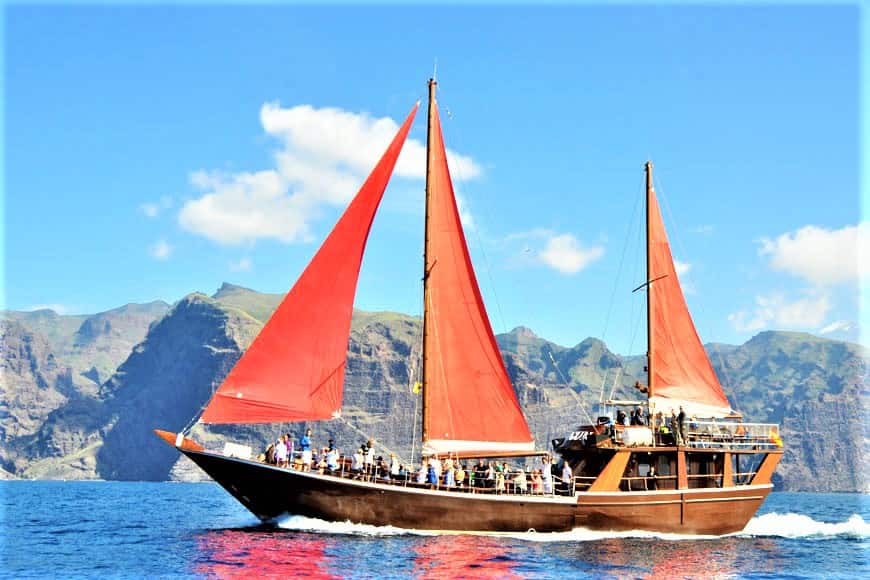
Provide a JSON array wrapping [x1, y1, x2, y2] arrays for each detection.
[[271, 512, 869, 541]]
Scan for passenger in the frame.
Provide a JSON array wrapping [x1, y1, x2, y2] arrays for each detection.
[[431, 455, 443, 481], [444, 465, 455, 488], [300, 428, 313, 471], [649, 466, 658, 490], [670, 410, 682, 446], [616, 409, 628, 426], [275, 436, 288, 468], [455, 463, 466, 488], [316, 450, 328, 474], [677, 406, 687, 445], [474, 459, 487, 488], [264, 442, 276, 465], [485, 462, 496, 488], [530, 469, 543, 494], [416, 463, 427, 484], [326, 446, 340, 472], [495, 469, 506, 494], [390, 453, 400, 480], [514, 469, 528, 494], [541, 456, 553, 494], [427, 460, 438, 487], [351, 447, 364, 478], [561, 461, 573, 496], [364, 440, 375, 477]]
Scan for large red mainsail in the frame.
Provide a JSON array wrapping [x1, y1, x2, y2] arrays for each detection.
[[201, 103, 419, 424], [647, 183, 733, 417], [422, 95, 534, 455]]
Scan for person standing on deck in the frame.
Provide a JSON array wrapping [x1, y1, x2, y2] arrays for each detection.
[[541, 456, 553, 494], [300, 428, 313, 471], [561, 460, 573, 496], [677, 406, 687, 446]]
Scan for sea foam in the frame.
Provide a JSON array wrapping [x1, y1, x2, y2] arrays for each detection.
[[271, 512, 870, 542]]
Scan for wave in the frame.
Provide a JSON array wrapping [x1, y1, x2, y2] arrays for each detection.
[[271, 512, 869, 541], [274, 514, 435, 537], [738, 512, 869, 539]]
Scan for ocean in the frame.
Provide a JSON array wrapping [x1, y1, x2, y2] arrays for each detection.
[[1, 482, 866, 579]]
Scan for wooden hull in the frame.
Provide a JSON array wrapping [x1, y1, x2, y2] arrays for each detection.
[[179, 447, 770, 535], [575, 486, 771, 535]]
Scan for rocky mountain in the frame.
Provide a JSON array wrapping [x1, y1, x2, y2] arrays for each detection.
[[0, 285, 865, 491], [0, 302, 169, 477]]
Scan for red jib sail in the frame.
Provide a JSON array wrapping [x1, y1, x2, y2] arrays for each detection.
[[422, 99, 534, 455], [201, 103, 419, 424], [647, 187, 733, 417]]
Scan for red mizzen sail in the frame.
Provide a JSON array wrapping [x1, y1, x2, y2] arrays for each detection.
[[647, 184, 733, 417], [201, 103, 419, 424], [422, 97, 534, 455]]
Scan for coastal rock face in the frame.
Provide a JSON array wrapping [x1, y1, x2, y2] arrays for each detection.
[[0, 286, 866, 492]]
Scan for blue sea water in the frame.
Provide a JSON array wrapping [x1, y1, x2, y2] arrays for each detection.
[[0, 482, 867, 579]]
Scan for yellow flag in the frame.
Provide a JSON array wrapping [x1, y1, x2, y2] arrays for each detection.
[[412, 381, 422, 394]]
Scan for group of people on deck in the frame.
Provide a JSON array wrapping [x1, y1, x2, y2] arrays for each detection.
[[612, 405, 691, 446], [260, 432, 576, 496]]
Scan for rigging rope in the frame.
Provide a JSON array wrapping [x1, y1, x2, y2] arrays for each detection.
[[334, 414, 408, 467], [546, 348, 596, 426]]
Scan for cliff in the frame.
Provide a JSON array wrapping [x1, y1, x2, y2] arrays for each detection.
[[0, 286, 865, 491]]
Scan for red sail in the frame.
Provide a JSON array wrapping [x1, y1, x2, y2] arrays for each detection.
[[201, 103, 419, 424], [422, 100, 534, 455], [647, 188, 733, 416]]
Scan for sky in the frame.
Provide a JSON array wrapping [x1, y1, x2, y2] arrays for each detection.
[[3, 3, 865, 354]]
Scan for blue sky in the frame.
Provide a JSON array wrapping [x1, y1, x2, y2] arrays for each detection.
[[4, 3, 864, 353]]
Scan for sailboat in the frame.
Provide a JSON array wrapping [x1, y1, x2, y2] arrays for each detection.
[[156, 80, 782, 535]]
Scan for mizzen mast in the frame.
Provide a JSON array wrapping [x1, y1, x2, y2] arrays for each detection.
[[645, 160, 655, 400]]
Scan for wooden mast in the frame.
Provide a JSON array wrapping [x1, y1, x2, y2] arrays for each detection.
[[645, 160, 655, 401], [421, 78, 437, 446]]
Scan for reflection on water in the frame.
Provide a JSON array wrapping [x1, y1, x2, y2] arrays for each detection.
[[413, 535, 521, 579], [189, 508, 844, 580], [191, 526, 792, 579], [194, 528, 338, 579]]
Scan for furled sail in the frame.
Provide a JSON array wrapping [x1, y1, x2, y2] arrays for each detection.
[[422, 96, 535, 455], [201, 103, 420, 424], [647, 184, 734, 417]]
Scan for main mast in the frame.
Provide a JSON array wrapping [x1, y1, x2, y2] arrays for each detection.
[[421, 78, 437, 445], [645, 160, 655, 400]]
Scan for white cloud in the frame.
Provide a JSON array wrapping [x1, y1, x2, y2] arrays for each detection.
[[149, 240, 172, 260], [728, 291, 831, 332], [759, 223, 869, 286], [140, 196, 172, 218], [538, 234, 605, 274], [229, 258, 252, 272], [178, 103, 482, 245], [674, 259, 691, 277], [673, 259, 695, 295], [819, 320, 855, 335]]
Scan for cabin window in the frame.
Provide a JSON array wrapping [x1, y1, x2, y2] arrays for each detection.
[[686, 452, 724, 488], [621, 452, 675, 491], [733, 453, 766, 485]]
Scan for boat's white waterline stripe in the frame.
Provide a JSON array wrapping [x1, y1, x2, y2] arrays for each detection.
[[580, 484, 773, 498], [581, 496, 766, 507], [422, 439, 536, 455]]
